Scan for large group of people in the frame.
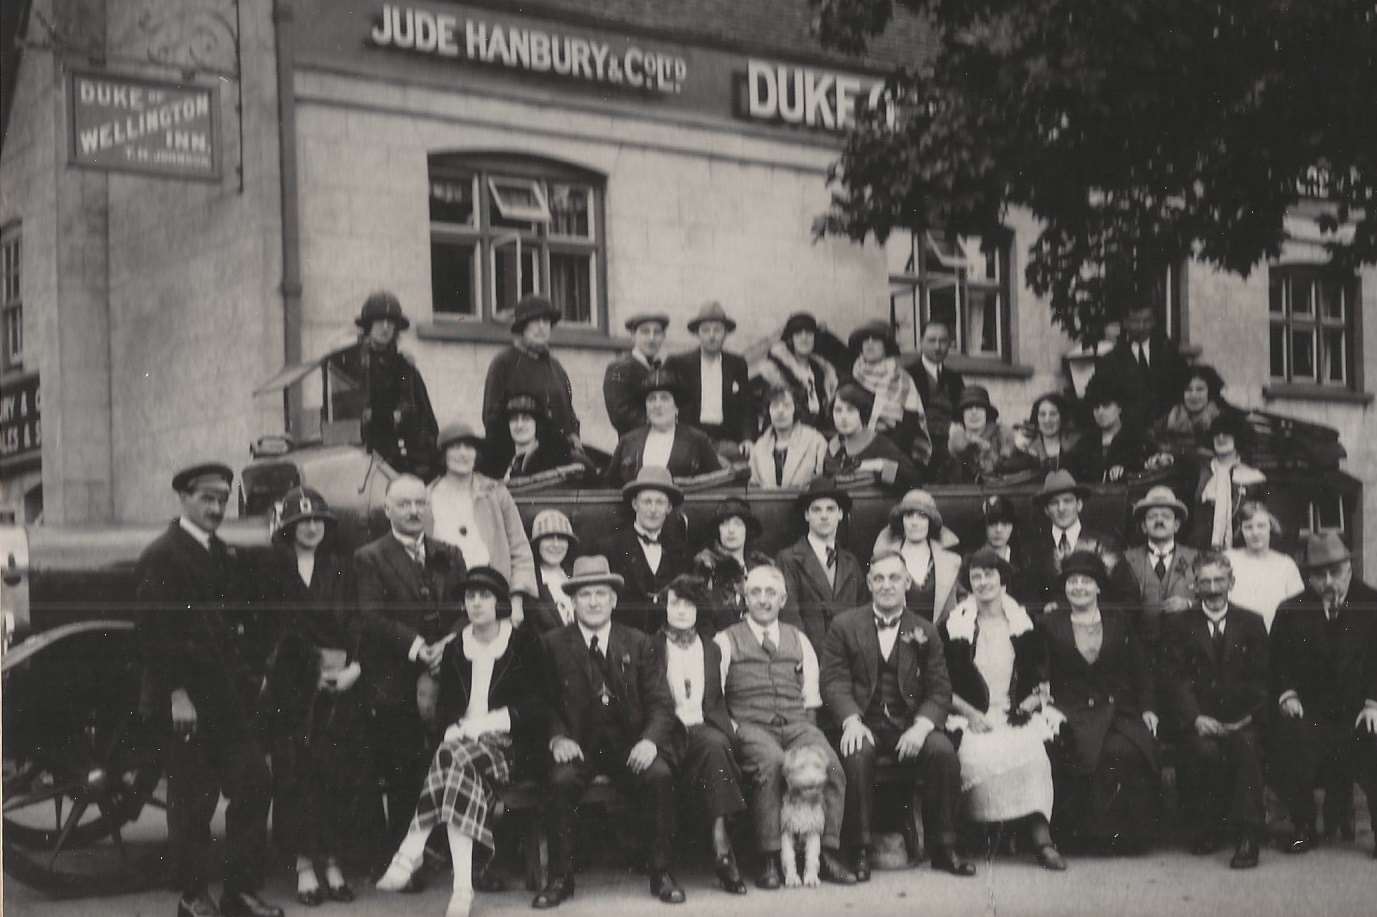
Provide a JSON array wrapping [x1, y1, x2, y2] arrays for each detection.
[[133, 289, 1377, 917]]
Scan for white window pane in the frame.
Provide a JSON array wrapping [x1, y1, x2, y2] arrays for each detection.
[[924, 230, 966, 271], [966, 288, 1000, 355], [488, 176, 551, 224], [431, 240, 477, 317], [549, 250, 593, 324], [548, 184, 592, 240]]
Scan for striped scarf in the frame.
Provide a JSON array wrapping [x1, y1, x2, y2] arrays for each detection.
[[851, 356, 914, 428]]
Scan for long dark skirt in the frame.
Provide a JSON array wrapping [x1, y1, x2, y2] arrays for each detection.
[[671, 724, 746, 820], [1052, 728, 1158, 846]]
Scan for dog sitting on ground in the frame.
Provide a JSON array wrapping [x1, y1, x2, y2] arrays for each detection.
[[780, 744, 829, 887]]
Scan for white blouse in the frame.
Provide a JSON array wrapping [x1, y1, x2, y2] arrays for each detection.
[[1225, 549, 1304, 631], [460, 620, 513, 733], [665, 637, 706, 727]]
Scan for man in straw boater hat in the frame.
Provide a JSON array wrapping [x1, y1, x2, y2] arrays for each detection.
[[331, 290, 439, 476], [532, 556, 685, 908], [664, 300, 755, 458], [481, 293, 583, 455], [601, 465, 693, 633], [603, 310, 671, 435], [1025, 470, 1137, 611], [135, 462, 282, 917], [1268, 531, 1377, 858], [1123, 485, 1200, 650]]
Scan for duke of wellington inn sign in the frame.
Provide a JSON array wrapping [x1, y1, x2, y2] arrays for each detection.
[[67, 71, 222, 180]]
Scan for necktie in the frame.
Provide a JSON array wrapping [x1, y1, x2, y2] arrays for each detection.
[[761, 632, 777, 658], [825, 547, 837, 569], [875, 615, 900, 631], [588, 635, 612, 703], [406, 541, 424, 567], [1210, 620, 1225, 663], [1137, 344, 1149, 370], [648, 357, 662, 370], [1154, 554, 1168, 581], [1057, 531, 1071, 559], [773, 447, 788, 486]]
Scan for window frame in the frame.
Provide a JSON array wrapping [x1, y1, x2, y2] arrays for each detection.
[[426, 154, 608, 333], [887, 227, 1014, 361], [1, 222, 21, 373], [1267, 264, 1359, 391]]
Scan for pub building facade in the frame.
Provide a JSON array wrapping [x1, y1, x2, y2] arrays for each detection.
[[0, 0, 1373, 573]]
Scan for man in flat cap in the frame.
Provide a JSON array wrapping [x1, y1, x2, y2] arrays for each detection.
[[664, 301, 754, 458], [331, 291, 439, 476], [482, 294, 583, 455], [1268, 532, 1377, 857], [604, 312, 670, 435], [135, 463, 282, 917]]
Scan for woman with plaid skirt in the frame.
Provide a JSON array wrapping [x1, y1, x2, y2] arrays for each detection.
[[375, 566, 542, 917]]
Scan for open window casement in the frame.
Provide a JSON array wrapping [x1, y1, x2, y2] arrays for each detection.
[[488, 176, 552, 224]]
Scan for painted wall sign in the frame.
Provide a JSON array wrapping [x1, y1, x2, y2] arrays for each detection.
[[741, 59, 887, 132], [68, 71, 222, 180], [368, 3, 689, 94], [0, 372, 40, 466]]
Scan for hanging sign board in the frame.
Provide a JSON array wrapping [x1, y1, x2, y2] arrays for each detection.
[[67, 71, 222, 181], [0, 372, 40, 469]]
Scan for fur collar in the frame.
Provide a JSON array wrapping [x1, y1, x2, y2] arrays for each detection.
[[944, 592, 1034, 644]]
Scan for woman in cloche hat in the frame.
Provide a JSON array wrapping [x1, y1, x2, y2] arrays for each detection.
[[525, 509, 581, 634], [872, 488, 964, 623], [944, 385, 1021, 484], [756, 311, 840, 432], [259, 487, 369, 906], [692, 497, 775, 632]]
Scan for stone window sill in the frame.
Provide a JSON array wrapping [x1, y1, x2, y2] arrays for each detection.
[[418, 320, 625, 352], [1261, 383, 1373, 405], [945, 355, 1035, 379]]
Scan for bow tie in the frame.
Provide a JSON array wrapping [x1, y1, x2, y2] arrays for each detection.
[[665, 627, 697, 648], [636, 530, 660, 546], [874, 615, 901, 631], [648, 357, 662, 370]]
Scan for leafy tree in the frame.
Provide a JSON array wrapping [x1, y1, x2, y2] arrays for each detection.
[[811, 0, 1376, 342]]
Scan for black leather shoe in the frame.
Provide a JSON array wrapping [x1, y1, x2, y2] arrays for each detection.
[[818, 849, 857, 885], [713, 854, 747, 894], [755, 854, 783, 890], [1284, 829, 1316, 854], [932, 849, 977, 877], [852, 845, 871, 883], [177, 894, 220, 917], [1035, 844, 1068, 871], [531, 875, 575, 909], [1190, 831, 1225, 855], [1230, 838, 1260, 869], [650, 870, 686, 904], [219, 891, 284, 917]]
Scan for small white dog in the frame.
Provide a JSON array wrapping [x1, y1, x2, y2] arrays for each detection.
[[779, 744, 829, 887]]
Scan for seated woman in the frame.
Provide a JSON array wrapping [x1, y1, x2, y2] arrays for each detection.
[[944, 385, 1021, 483], [603, 368, 722, 487], [1011, 392, 1081, 474], [1190, 412, 1266, 551], [872, 488, 963, 623], [376, 567, 541, 917], [749, 383, 828, 489], [758, 311, 840, 432], [974, 494, 1036, 608], [1067, 373, 1152, 483], [846, 320, 932, 466], [259, 487, 368, 906], [1224, 501, 1302, 631], [491, 393, 591, 483], [429, 422, 538, 624], [525, 509, 578, 634], [693, 497, 774, 633], [652, 574, 750, 895], [1040, 551, 1160, 853], [1152, 364, 1230, 459], [942, 548, 1065, 871], [824, 382, 921, 491]]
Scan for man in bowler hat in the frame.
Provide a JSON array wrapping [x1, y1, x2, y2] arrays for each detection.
[[135, 462, 281, 917]]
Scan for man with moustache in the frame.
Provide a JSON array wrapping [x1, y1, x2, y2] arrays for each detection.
[[136, 462, 281, 917], [355, 475, 468, 870], [604, 312, 670, 435], [1123, 487, 1199, 652], [1162, 553, 1269, 868], [1268, 532, 1377, 857]]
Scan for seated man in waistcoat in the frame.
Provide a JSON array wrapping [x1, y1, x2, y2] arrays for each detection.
[[713, 565, 857, 889]]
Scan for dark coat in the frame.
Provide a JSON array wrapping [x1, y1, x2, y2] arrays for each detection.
[[482, 343, 580, 441], [330, 341, 438, 474], [603, 424, 723, 487], [1039, 608, 1158, 775], [134, 521, 261, 744], [1161, 603, 1269, 733], [1067, 426, 1153, 484], [823, 430, 922, 492], [498, 436, 589, 483], [663, 348, 754, 443], [1026, 525, 1138, 612], [776, 537, 867, 661], [908, 359, 965, 445], [539, 622, 677, 752], [527, 568, 573, 635], [1269, 580, 1377, 723], [603, 352, 656, 435], [692, 545, 775, 634], [600, 525, 693, 633], [820, 605, 951, 729], [353, 533, 468, 708], [1095, 334, 1190, 426], [647, 630, 736, 745], [435, 625, 545, 777], [941, 615, 1046, 715]]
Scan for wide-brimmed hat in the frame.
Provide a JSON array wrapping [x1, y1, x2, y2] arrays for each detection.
[[847, 320, 900, 357], [795, 476, 853, 514], [711, 496, 762, 540], [1057, 549, 1109, 591], [1034, 470, 1090, 507], [510, 294, 561, 334], [275, 486, 335, 535], [172, 461, 233, 493], [957, 385, 999, 421], [437, 421, 485, 452], [982, 494, 1018, 525], [1299, 531, 1352, 570], [458, 565, 510, 601], [641, 368, 681, 402], [530, 508, 578, 547], [355, 290, 410, 331], [961, 546, 1014, 590], [502, 392, 546, 421], [622, 465, 683, 505], [889, 488, 944, 534], [782, 312, 819, 339], [625, 311, 670, 332], [1132, 485, 1189, 525], [686, 301, 737, 333], [565, 555, 625, 593]]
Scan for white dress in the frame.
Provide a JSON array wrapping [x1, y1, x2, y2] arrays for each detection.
[[957, 616, 1056, 822]]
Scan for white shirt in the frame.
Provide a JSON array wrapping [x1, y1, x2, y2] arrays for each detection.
[[1134, 340, 1151, 366], [920, 355, 943, 384], [714, 619, 822, 709], [1202, 604, 1228, 637], [632, 349, 655, 369], [178, 516, 213, 551], [635, 524, 664, 574], [900, 540, 933, 587], [665, 637, 706, 726], [808, 533, 838, 586], [296, 551, 316, 588], [429, 477, 491, 568], [578, 621, 613, 654], [700, 352, 725, 425], [1147, 541, 1175, 571], [460, 621, 513, 735], [541, 565, 574, 625], [1052, 520, 1082, 555], [642, 427, 675, 469], [873, 606, 902, 660]]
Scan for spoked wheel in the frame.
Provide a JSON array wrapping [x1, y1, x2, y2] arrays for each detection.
[[3, 623, 168, 897]]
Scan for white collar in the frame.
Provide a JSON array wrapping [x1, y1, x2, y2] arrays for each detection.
[[178, 516, 213, 550], [633, 523, 664, 542], [871, 604, 903, 626], [578, 621, 612, 650], [1148, 541, 1176, 558], [807, 532, 836, 554], [392, 529, 424, 551], [920, 355, 943, 379], [745, 617, 779, 644], [946, 592, 1035, 642], [463, 620, 513, 661], [632, 349, 655, 368], [1052, 520, 1082, 545], [1201, 604, 1228, 625]]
